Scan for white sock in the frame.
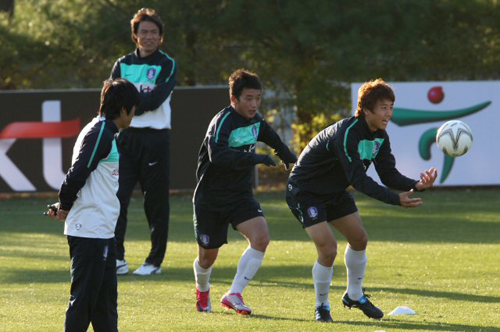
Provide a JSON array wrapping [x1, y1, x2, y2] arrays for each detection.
[[193, 258, 212, 292], [229, 247, 265, 294], [312, 261, 333, 308], [344, 246, 367, 301]]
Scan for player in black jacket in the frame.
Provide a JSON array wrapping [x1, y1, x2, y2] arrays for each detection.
[[192, 69, 297, 315], [286, 79, 437, 323], [110, 8, 177, 276]]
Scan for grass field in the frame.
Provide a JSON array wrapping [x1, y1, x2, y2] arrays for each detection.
[[0, 189, 499, 332]]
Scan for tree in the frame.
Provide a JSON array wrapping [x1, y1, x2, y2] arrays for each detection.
[[1, 0, 499, 149]]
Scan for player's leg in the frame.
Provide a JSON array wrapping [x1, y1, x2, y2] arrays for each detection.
[[135, 129, 170, 275], [331, 211, 367, 299], [65, 237, 107, 331], [219, 216, 267, 315], [234, 215, 269, 289], [194, 245, 218, 313], [331, 211, 383, 319], [305, 221, 336, 323], [286, 186, 334, 322], [220, 201, 268, 315], [193, 203, 226, 313], [91, 238, 118, 332], [115, 129, 139, 275]]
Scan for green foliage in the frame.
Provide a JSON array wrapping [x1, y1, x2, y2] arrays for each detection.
[[291, 112, 343, 151], [1, 0, 500, 146], [1, 190, 500, 331]]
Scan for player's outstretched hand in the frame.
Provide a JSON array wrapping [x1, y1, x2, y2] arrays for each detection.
[[276, 147, 297, 170], [415, 167, 438, 191], [399, 189, 423, 208], [254, 154, 277, 167], [44, 202, 68, 221]]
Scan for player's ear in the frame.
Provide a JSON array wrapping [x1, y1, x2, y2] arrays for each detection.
[[230, 94, 238, 104]]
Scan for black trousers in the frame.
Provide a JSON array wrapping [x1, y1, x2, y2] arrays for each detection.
[[65, 236, 117, 332], [115, 128, 170, 267]]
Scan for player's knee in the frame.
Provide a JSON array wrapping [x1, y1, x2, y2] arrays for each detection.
[[198, 249, 218, 268], [250, 233, 270, 252], [319, 244, 337, 264], [349, 233, 368, 250], [198, 255, 216, 269]]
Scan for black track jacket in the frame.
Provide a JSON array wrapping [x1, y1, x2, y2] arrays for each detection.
[[289, 116, 418, 205], [194, 106, 292, 210]]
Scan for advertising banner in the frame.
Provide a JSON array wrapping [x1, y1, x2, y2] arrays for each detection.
[[0, 87, 227, 193], [351, 81, 499, 186]]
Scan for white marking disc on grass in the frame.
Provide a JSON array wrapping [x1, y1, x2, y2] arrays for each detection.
[[388, 306, 417, 315]]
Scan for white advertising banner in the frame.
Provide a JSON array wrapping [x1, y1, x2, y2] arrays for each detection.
[[351, 81, 499, 186]]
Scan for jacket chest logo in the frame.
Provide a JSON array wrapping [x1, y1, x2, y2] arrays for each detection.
[[252, 125, 258, 139], [358, 138, 385, 160], [147, 68, 156, 80]]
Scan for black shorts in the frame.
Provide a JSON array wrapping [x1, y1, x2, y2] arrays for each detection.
[[286, 187, 358, 228], [193, 199, 264, 249]]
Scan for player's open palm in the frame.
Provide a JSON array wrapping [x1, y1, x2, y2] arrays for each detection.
[[399, 189, 422, 208]]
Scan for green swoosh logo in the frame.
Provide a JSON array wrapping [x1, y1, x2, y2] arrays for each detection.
[[392, 101, 491, 126], [418, 128, 454, 184]]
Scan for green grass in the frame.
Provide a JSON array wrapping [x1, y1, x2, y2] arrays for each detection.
[[1, 189, 499, 331]]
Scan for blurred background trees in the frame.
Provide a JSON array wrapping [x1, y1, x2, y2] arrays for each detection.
[[1, 0, 499, 148]]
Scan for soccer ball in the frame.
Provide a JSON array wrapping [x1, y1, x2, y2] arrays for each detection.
[[436, 120, 473, 157]]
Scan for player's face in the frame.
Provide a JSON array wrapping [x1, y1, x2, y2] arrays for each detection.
[[135, 21, 162, 57], [364, 98, 393, 132], [232, 88, 262, 120]]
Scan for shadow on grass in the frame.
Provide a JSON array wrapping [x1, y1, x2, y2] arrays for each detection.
[[3, 264, 499, 305], [245, 313, 310, 323], [337, 319, 500, 332]]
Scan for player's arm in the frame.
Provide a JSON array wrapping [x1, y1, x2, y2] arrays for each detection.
[[373, 135, 419, 191], [335, 129, 402, 205], [58, 123, 113, 212], [109, 60, 121, 80], [136, 59, 177, 115], [258, 119, 297, 169], [207, 115, 274, 167], [374, 135, 437, 191]]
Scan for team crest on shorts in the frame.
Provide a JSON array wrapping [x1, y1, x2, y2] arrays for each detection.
[[200, 234, 210, 246], [307, 206, 318, 219]]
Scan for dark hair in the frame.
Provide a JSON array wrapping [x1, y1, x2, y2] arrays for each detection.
[[355, 78, 395, 117], [99, 78, 140, 120], [229, 68, 262, 100], [130, 8, 164, 46]]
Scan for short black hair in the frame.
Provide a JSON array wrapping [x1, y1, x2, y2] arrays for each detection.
[[130, 8, 164, 45], [99, 78, 140, 120], [229, 68, 262, 100]]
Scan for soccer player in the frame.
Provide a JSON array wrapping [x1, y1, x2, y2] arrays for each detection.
[[45, 78, 140, 332], [285, 79, 437, 323], [110, 8, 177, 276], [192, 69, 297, 314]]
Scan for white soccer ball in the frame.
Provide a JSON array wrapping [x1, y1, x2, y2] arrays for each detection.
[[436, 120, 473, 157]]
